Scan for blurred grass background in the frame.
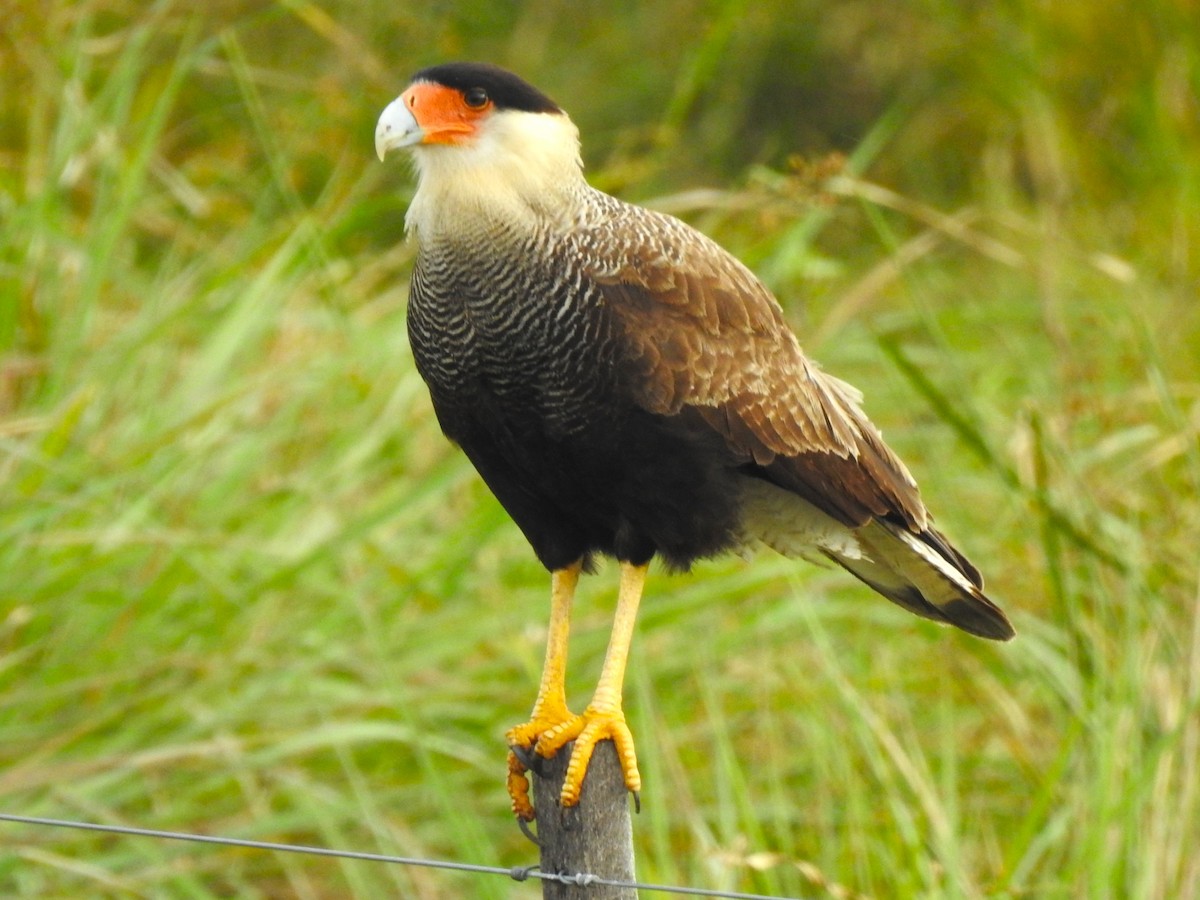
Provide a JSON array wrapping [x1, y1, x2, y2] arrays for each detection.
[[1, 0, 1198, 897]]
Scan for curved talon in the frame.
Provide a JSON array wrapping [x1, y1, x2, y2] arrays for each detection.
[[516, 817, 540, 847], [560, 801, 581, 832], [632, 790, 641, 814], [510, 742, 547, 776]]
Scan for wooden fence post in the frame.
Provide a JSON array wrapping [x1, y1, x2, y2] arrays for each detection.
[[530, 740, 637, 899]]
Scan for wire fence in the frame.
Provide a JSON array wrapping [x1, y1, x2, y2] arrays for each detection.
[[0, 812, 808, 900]]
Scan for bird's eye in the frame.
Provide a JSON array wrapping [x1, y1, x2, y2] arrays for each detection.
[[464, 87, 489, 109]]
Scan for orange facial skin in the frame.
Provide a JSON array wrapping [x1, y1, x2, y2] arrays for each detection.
[[402, 81, 494, 145]]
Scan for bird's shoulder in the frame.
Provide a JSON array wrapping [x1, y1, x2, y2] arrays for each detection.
[[564, 191, 852, 447], [565, 191, 785, 335]]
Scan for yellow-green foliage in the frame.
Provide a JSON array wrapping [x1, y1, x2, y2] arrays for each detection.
[[1, 1, 1197, 897]]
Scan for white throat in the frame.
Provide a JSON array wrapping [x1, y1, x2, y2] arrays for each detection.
[[405, 110, 586, 239]]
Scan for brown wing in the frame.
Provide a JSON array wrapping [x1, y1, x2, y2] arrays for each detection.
[[574, 198, 928, 533]]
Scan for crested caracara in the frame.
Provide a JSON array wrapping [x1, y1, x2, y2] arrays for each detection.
[[375, 62, 1014, 821]]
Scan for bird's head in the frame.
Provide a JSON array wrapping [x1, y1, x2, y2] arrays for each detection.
[[376, 63, 584, 235], [375, 62, 563, 157]]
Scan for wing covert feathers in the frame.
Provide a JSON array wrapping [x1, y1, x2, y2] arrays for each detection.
[[577, 197, 925, 531], [576, 195, 1013, 641]]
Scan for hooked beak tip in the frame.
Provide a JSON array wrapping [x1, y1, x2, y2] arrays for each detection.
[[375, 96, 423, 161]]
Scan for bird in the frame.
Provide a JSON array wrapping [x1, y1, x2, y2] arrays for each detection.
[[374, 62, 1014, 821]]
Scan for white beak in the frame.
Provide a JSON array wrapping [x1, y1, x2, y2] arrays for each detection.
[[375, 97, 423, 161]]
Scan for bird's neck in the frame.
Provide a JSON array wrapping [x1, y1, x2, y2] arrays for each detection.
[[405, 111, 588, 241]]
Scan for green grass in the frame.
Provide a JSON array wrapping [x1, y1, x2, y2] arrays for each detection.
[[2, 1, 1199, 897]]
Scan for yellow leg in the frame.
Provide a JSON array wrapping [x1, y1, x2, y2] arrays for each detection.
[[537, 561, 646, 807], [506, 561, 582, 819]]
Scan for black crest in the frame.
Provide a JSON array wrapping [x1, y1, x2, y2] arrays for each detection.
[[410, 62, 562, 115]]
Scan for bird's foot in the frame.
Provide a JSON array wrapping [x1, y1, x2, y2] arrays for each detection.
[[505, 702, 577, 821], [535, 703, 642, 808]]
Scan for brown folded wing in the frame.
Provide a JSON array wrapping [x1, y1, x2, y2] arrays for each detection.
[[578, 203, 929, 534]]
